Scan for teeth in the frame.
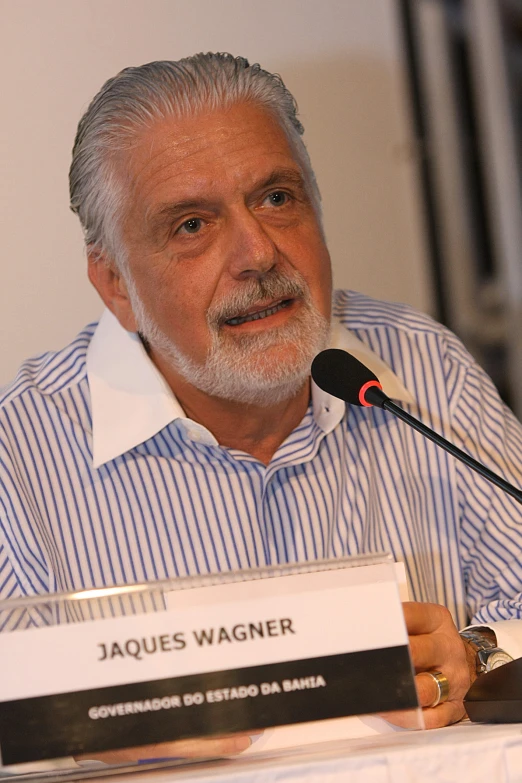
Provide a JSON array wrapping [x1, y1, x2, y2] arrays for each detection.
[[226, 300, 290, 326]]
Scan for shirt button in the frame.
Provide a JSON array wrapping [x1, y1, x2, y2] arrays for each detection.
[[188, 430, 202, 442]]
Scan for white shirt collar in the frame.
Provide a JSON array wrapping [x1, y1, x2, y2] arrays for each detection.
[[87, 309, 414, 469]]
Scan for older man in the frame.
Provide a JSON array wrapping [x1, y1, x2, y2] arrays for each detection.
[[1, 54, 522, 742]]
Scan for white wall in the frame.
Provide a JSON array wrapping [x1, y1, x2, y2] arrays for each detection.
[[0, 0, 431, 384]]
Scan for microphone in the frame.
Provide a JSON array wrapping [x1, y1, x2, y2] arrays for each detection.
[[311, 349, 522, 505]]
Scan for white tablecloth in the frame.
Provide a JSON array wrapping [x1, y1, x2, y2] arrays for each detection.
[[82, 722, 522, 783]]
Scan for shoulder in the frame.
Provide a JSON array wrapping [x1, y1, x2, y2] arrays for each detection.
[[334, 290, 474, 369], [0, 322, 97, 411], [333, 291, 481, 415]]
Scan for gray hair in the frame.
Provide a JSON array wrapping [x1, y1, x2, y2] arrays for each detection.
[[69, 52, 321, 263]]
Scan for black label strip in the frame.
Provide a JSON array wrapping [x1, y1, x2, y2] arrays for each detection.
[[0, 646, 416, 764]]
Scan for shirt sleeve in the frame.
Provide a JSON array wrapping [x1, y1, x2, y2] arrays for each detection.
[[447, 337, 522, 626], [477, 620, 522, 659], [0, 539, 19, 601], [0, 539, 33, 631], [0, 455, 42, 630]]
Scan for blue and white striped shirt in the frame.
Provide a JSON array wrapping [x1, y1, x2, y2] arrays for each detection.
[[1, 291, 522, 645]]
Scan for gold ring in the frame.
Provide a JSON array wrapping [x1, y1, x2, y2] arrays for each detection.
[[426, 670, 450, 708]]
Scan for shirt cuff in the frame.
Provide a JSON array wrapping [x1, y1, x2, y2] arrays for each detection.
[[463, 620, 522, 659]]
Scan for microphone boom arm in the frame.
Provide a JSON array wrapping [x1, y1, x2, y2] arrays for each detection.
[[311, 348, 522, 505], [371, 389, 522, 505]]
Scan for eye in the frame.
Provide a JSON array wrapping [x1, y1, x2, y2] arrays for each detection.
[[178, 217, 203, 234], [265, 191, 289, 207]]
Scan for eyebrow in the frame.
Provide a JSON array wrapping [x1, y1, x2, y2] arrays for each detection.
[[147, 200, 210, 236], [253, 167, 308, 194], [146, 167, 308, 235]]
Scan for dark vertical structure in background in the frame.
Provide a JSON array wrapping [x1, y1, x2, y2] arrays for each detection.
[[396, 0, 448, 326], [396, 0, 522, 415]]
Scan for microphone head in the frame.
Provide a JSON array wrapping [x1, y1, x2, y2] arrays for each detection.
[[311, 349, 386, 407]]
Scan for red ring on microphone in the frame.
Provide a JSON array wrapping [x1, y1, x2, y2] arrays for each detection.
[[359, 380, 383, 407]]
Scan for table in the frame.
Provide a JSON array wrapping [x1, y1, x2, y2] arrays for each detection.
[[8, 722, 520, 783], [104, 723, 522, 783]]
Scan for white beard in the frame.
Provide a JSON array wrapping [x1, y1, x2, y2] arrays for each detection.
[[125, 269, 331, 407]]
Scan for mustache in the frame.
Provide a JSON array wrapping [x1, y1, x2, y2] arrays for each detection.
[[207, 270, 308, 328]]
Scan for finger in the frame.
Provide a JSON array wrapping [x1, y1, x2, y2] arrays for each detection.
[[403, 602, 449, 636], [76, 733, 253, 764], [381, 699, 466, 731], [415, 671, 443, 708], [161, 734, 252, 758], [408, 632, 453, 670], [374, 708, 424, 729], [408, 633, 439, 671], [422, 700, 466, 730]]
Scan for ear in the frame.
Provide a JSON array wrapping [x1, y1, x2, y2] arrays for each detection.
[[87, 247, 138, 332]]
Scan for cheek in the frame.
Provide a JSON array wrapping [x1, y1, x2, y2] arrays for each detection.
[[137, 263, 218, 336], [286, 230, 331, 290], [300, 248, 332, 319]]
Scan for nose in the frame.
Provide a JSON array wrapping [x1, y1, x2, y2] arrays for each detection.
[[226, 209, 278, 280]]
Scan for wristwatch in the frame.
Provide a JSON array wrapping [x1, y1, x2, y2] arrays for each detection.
[[460, 628, 514, 675]]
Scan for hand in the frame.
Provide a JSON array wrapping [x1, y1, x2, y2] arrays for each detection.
[[75, 733, 253, 765], [404, 601, 476, 729]]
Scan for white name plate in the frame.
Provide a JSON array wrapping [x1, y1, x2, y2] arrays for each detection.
[[0, 561, 417, 764]]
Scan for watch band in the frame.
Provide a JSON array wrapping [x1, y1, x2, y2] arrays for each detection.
[[460, 628, 514, 675]]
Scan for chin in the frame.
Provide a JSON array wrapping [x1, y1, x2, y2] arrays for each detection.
[[214, 374, 309, 408]]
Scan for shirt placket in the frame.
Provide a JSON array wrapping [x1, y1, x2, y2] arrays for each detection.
[[260, 415, 330, 565]]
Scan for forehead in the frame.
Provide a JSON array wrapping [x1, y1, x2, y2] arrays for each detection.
[[123, 102, 303, 208]]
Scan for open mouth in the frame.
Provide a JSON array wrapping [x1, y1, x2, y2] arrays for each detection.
[[225, 299, 293, 326]]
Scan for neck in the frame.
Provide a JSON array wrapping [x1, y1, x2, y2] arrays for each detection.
[[152, 352, 311, 464]]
